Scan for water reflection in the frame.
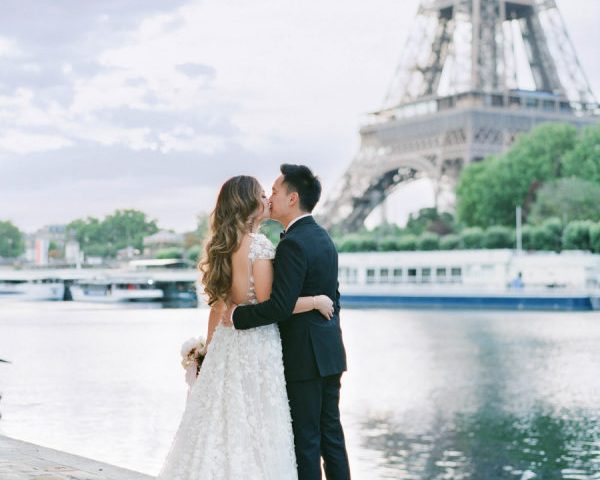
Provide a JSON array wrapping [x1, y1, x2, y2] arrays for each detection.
[[361, 408, 600, 479], [352, 310, 600, 479]]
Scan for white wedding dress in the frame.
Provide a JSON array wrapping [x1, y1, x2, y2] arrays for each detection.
[[157, 233, 297, 480]]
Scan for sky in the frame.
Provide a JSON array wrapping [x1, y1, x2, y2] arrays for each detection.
[[1, 0, 599, 234]]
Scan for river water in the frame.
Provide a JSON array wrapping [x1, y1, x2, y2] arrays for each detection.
[[1, 301, 600, 479]]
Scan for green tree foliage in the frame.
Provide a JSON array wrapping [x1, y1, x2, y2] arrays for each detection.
[[259, 219, 284, 246], [417, 232, 440, 251], [562, 220, 593, 251], [186, 244, 204, 263], [530, 218, 563, 251], [439, 234, 460, 250], [155, 247, 184, 259], [483, 226, 514, 248], [397, 235, 417, 251], [528, 178, 600, 224], [563, 124, 600, 184], [405, 208, 456, 236], [379, 236, 401, 252], [520, 225, 535, 250], [456, 123, 578, 227], [460, 227, 484, 249], [590, 223, 600, 254], [0, 220, 25, 258], [67, 209, 158, 258]]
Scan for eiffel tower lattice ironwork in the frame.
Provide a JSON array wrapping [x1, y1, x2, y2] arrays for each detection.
[[320, 0, 599, 232]]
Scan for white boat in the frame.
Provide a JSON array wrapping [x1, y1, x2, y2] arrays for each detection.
[[0, 273, 65, 301], [338, 249, 600, 310], [70, 278, 163, 302]]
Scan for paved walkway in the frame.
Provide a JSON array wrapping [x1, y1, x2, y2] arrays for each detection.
[[0, 435, 153, 480]]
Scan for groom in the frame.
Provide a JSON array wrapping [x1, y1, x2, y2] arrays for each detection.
[[226, 164, 350, 480]]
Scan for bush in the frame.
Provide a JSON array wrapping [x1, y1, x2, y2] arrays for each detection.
[[186, 244, 203, 263], [338, 234, 362, 252], [417, 232, 440, 250], [590, 223, 600, 254], [483, 226, 514, 248], [562, 220, 593, 250], [155, 248, 184, 259], [397, 235, 417, 251], [460, 227, 484, 249], [531, 225, 553, 251], [379, 236, 400, 251], [358, 237, 378, 252], [520, 225, 534, 250], [439, 234, 460, 250], [530, 218, 563, 251]]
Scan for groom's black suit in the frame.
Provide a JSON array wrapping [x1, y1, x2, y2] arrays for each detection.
[[233, 215, 350, 480]]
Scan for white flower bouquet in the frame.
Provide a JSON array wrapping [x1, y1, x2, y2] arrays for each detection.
[[180, 336, 207, 388]]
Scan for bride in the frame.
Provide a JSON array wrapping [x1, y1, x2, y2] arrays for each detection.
[[157, 175, 334, 480]]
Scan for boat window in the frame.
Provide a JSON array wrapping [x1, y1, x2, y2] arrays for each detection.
[[421, 268, 431, 283], [451, 267, 462, 283], [350, 268, 358, 284], [366, 268, 376, 284], [393, 268, 403, 283], [407, 268, 417, 283], [436, 267, 447, 282], [380, 268, 389, 283]]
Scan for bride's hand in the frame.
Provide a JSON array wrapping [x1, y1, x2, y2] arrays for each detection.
[[314, 295, 334, 320]]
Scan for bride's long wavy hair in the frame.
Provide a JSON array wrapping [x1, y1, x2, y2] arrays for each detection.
[[199, 175, 263, 306]]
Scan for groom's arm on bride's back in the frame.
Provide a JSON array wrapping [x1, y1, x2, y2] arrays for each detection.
[[233, 239, 307, 330]]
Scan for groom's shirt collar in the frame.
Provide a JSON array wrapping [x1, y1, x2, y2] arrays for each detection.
[[284, 213, 312, 233]]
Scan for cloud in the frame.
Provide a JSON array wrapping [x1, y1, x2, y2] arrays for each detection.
[[0, 0, 598, 234], [176, 63, 216, 79]]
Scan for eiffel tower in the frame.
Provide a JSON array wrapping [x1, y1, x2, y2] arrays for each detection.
[[321, 0, 599, 232]]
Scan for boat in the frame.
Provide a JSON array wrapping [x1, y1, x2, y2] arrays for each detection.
[[0, 272, 65, 301], [338, 249, 600, 311], [70, 277, 163, 302]]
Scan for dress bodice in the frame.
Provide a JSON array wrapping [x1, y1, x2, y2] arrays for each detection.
[[243, 233, 275, 306]]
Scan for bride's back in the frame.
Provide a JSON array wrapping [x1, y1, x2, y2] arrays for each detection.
[[229, 234, 254, 305]]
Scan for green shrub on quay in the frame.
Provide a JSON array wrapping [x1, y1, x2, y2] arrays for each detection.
[[590, 223, 600, 254], [417, 232, 440, 251], [397, 235, 418, 251], [439, 234, 460, 250], [562, 221, 593, 251], [460, 227, 484, 249], [483, 226, 514, 249]]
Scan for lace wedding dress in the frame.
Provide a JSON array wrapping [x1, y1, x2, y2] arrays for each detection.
[[157, 233, 297, 480]]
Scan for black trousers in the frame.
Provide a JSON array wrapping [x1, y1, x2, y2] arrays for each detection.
[[286, 374, 351, 480]]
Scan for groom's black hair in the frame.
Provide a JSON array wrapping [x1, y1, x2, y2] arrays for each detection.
[[280, 164, 321, 213]]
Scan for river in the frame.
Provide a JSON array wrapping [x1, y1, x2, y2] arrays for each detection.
[[1, 301, 600, 479]]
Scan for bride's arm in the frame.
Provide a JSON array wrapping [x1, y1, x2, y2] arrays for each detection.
[[253, 259, 334, 319], [206, 300, 226, 345]]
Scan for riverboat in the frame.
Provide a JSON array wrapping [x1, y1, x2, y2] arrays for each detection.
[[70, 278, 163, 302], [338, 249, 600, 310], [0, 272, 65, 301]]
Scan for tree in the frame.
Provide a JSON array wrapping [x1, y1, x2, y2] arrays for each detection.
[[528, 178, 600, 224], [0, 221, 25, 258], [405, 208, 456, 236], [563, 123, 600, 184], [456, 123, 578, 227], [67, 209, 159, 258]]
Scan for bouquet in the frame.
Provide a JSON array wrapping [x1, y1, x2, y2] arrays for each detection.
[[180, 336, 207, 389]]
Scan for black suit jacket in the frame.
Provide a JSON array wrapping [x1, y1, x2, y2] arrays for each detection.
[[233, 216, 347, 381]]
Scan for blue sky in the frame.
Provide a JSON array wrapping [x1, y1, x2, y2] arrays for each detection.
[[1, 0, 598, 233]]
